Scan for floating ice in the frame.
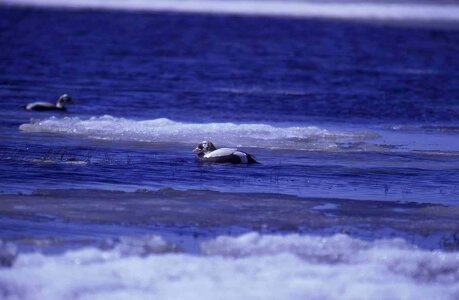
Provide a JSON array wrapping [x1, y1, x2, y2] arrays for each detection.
[[19, 116, 369, 150]]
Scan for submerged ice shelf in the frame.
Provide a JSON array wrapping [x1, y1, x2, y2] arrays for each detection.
[[0, 188, 458, 253]]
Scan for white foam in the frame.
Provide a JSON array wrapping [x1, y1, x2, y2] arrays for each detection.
[[19, 115, 367, 150], [1, 233, 458, 300], [3, 0, 459, 23]]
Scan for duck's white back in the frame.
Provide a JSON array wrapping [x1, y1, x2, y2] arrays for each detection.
[[204, 148, 237, 158]]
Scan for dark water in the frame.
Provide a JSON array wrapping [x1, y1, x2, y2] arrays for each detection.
[[1, 5, 459, 299], [0, 6, 459, 205]]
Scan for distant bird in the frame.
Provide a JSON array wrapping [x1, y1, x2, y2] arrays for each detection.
[[23, 94, 73, 111], [193, 141, 259, 164]]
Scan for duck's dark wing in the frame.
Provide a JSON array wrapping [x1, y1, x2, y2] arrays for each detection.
[[25, 102, 66, 111], [25, 102, 54, 110]]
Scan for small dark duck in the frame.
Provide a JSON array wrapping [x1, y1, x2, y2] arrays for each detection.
[[193, 141, 259, 164], [23, 94, 73, 111]]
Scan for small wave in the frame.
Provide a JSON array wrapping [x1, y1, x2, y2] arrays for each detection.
[[3, 0, 459, 24], [26, 159, 88, 165], [412, 150, 459, 157], [19, 115, 372, 150], [390, 125, 459, 133], [214, 87, 309, 96], [1, 233, 458, 300]]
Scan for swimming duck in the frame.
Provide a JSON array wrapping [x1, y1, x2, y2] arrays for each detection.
[[193, 141, 259, 164], [23, 94, 73, 111]]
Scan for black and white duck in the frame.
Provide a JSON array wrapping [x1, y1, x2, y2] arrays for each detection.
[[23, 94, 73, 112], [193, 141, 259, 164]]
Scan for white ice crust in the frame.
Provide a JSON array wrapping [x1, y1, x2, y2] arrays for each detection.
[[19, 116, 366, 150], [1, 233, 458, 300]]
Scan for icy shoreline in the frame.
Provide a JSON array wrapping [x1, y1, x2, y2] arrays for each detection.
[[1, 232, 459, 300]]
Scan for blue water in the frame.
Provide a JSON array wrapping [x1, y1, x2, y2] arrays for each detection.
[[1, 5, 459, 205], [1, 5, 459, 299]]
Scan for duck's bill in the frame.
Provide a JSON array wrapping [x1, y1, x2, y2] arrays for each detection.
[[193, 147, 201, 153]]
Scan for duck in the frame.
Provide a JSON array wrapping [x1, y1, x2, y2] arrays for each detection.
[[23, 94, 73, 111], [193, 141, 259, 164]]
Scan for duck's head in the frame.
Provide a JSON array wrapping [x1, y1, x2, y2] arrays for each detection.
[[56, 94, 74, 108], [193, 141, 216, 154]]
